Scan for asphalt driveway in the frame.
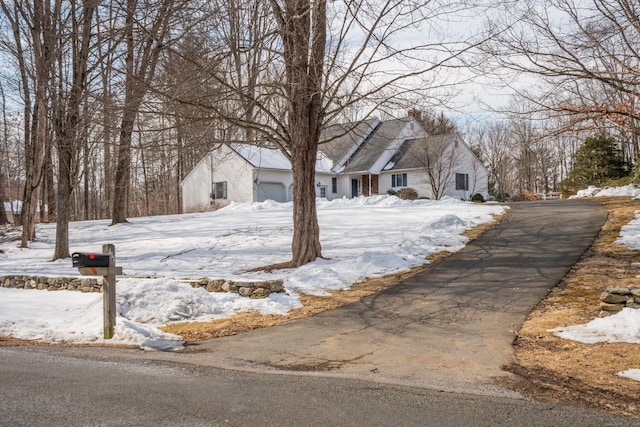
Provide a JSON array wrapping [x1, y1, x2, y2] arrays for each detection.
[[178, 199, 607, 396]]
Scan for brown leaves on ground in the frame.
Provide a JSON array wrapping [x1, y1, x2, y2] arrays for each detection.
[[505, 197, 640, 419]]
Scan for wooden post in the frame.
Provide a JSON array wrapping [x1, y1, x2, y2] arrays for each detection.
[[102, 244, 117, 339]]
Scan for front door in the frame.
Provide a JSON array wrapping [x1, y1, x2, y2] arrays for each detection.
[[351, 179, 360, 198]]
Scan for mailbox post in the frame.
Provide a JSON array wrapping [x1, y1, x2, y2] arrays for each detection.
[[72, 244, 123, 339]]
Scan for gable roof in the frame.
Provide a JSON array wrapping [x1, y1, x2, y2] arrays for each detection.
[[229, 143, 334, 174], [383, 134, 457, 171], [381, 133, 489, 174], [319, 118, 380, 172], [320, 117, 423, 174]]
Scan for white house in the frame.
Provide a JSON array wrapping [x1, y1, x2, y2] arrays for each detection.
[[181, 117, 489, 212], [181, 143, 335, 211]]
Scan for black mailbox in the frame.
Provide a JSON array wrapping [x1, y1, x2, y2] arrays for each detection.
[[72, 252, 110, 268]]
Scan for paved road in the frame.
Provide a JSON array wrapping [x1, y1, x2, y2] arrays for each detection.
[[3, 199, 634, 426], [0, 346, 635, 426]]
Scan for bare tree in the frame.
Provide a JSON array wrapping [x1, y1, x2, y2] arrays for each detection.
[[50, 0, 97, 260], [485, 0, 640, 145], [263, 0, 326, 266], [473, 121, 514, 199], [404, 109, 461, 200], [409, 135, 463, 200], [111, 0, 185, 224], [0, 0, 59, 246]]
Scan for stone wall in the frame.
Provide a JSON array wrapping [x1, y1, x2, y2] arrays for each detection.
[[600, 287, 640, 312], [186, 278, 285, 299], [1, 275, 102, 292], [1, 275, 286, 299]]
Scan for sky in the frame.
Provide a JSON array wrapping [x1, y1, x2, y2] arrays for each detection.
[[1, 192, 639, 382]]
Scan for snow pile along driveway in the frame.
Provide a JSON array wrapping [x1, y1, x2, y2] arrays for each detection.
[[0, 196, 505, 350]]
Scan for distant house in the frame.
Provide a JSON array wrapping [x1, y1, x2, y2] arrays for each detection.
[[181, 117, 489, 212]]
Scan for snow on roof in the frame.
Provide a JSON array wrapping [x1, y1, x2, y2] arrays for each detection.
[[231, 143, 292, 170], [315, 152, 334, 174], [230, 143, 333, 173]]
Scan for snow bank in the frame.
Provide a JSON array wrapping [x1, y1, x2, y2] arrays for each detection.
[[619, 369, 640, 382], [552, 308, 640, 382], [552, 308, 640, 345], [572, 184, 640, 198]]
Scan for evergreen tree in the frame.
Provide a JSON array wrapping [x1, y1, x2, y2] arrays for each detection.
[[563, 135, 628, 191]]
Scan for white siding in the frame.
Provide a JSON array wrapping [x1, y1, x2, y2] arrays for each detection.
[[181, 154, 213, 212], [181, 145, 256, 212], [314, 173, 336, 199], [212, 145, 255, 203], [379, 140, 489, 200]]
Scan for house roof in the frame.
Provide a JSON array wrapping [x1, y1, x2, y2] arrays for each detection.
[[319, 119, 379, 172], [383, 134, 458, 171], [320, 117, 422, 174], [229, 143, 334, 174]]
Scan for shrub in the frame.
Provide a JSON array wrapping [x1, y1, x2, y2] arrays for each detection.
[[510, 192, 542, 202], [397, 187, 418, 200], [386, 189, 398, 196], [470, 193, 485, 203]]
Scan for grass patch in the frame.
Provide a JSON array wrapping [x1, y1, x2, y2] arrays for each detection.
[[506, 197, 640, 419]]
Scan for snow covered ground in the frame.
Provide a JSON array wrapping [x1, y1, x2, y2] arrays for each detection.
[[1, 196, 504, 350]]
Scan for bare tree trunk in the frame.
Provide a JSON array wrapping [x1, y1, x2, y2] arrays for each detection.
[[83, 137, 90, 220], [22, 92, 47, 245], [112, 109, 137, 223], [0, 83, 9, 225], [271, 0, 326, 266], [44, 140, 56, 221], [111, 0, 175, 224], [290, 140, 322, 266], [140, 143, 149, 215], [0, 169, 7, 225], [52, 0, 96, 260]]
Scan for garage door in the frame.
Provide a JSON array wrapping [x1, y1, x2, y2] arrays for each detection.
[[257, 182, 286, 202]]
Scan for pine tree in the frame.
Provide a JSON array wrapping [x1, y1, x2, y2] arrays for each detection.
[[564, 135, 628, 191]]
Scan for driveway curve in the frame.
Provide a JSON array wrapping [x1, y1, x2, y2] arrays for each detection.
[[182, 199, 607, 396]]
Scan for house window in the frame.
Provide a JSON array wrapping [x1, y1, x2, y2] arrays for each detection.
[[332, 177, 337, 194], [212, 181, 227, 200], [392, 173, 407, 187], [319, 186, 327, 198], [455, 173, 469, 191]]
